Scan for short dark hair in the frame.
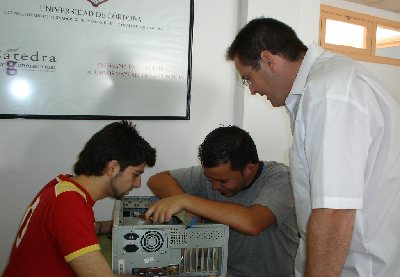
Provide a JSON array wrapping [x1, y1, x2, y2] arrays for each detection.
[[226, 17, 308, 66], [198, 125, 259, 171], [74, 120, 156, 176]]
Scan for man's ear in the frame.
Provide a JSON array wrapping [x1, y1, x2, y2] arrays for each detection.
[[105, 160, 120, 176], [243, 162, 257, 177], [260, 50, 274, 70]]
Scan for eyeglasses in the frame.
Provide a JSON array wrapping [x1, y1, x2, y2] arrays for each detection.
[[242, 60, 260, 87]]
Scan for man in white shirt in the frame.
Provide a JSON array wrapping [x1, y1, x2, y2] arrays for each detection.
[[226, 17, 400, 277]]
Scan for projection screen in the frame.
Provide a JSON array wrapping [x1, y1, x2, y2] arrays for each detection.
[[0, 0, 193, 119]]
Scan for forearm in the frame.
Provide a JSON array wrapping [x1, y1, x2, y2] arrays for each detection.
[[146, 174, 276, 235], [70, 250, 139, 277], [147, 171, 186, 197], [306, 208, 356, 277], [95, 220, 113, 235], [182, 195, 274, 235]]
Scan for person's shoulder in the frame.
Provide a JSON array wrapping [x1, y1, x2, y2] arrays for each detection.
[[53, 179, 90, 207], [170, 165, 201, 174], [262, 161, 289, 172], [170, 165, 204, 181], [312, 51, 357, 81]]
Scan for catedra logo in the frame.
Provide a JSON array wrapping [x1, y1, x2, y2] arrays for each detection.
[[1, 48, 57, 76], [86, 0, 111, 7]]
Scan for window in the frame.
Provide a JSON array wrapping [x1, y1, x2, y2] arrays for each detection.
[[320, 4, 400, 66]]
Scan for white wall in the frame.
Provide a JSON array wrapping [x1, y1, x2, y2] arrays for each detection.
[[1, 0, 399, 272], [243, 0, 320, 165]]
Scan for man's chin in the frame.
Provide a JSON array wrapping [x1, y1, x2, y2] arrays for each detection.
[[219, 191, 233, 197], [114, 195, 124, 200], [114, 193, 127, 200]]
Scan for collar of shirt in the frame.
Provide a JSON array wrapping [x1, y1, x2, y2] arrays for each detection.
[[285, 42, 324, 116], [285, 43, 324, 132], [58, 174, 95, 207], [242, 161, 264, 191]]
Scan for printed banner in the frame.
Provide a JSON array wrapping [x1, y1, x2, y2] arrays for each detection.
[[0, 0, 193, 119]]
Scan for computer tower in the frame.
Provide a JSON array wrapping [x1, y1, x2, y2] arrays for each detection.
[[112, 196, 229, 276]]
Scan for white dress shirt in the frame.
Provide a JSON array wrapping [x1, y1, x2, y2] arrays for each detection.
[[286, 43, 400, 277]]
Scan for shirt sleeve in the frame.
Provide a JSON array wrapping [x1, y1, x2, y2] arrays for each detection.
[[253, 163, 295, 225], [304, 80, 370, 209], [51, 192, 100, 262], [170, 166, 210, 197]]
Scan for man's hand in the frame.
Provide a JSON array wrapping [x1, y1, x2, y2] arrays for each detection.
[[144, 194, 187, 223]]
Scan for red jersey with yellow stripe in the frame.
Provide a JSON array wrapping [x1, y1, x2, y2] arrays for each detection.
[[3, 174, 100, 277]]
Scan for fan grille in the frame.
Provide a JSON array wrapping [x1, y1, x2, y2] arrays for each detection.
[[140, 230, 164, 252]]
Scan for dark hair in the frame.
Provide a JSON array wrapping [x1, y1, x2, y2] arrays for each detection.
[[74, 120, 156, 176], [198, 125, 259, 171], [226, 17, 308, 66]]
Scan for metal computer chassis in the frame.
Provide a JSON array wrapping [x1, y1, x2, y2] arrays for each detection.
[[112, 196, 229, 277]]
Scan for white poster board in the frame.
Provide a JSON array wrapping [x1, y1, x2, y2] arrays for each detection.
[[0, 0, 193, 119]]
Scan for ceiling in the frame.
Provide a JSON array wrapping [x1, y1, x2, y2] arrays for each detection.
[[344, 0, 400, 14]]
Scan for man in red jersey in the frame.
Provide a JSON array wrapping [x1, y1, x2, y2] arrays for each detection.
[[3, 121, 156, 277]]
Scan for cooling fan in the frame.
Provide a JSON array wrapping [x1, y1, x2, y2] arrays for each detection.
[[140, 230, 165, 252]]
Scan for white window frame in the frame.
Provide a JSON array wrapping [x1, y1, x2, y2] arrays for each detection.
[[320, 4, 400, 66]]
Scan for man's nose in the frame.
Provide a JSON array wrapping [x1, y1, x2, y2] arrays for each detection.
[[211, 181, 221, 190], [250, 89, 260, 96], [133, 177, 141, 188]]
